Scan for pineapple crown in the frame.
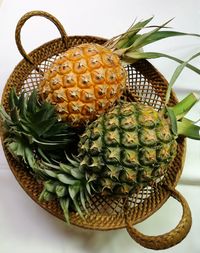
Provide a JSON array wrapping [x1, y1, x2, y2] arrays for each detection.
[[1, 17, 200, 223], [0, 89, 80, 172], [38, 155, 93, 223], [162, 53, 200, 140], [106, 17, 200, 75], [38, 54, 200, 223], [108, 17, 200, 139]]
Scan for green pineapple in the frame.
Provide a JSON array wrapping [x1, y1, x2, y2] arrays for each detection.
[[38, 90, 200, 221], [2, 61, 200, 222], [39, 17, 200, 127], [37, 54, 200, 221], [78, 102, 177, 194], [1, 17, 200, 223]]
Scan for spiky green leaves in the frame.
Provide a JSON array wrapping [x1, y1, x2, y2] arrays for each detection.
[[165, 93, 200, 140], [105, 17, 200, 74], [38, 157, 92, 223], [0, 89, 79, 165], [8, 89, 77, 149]]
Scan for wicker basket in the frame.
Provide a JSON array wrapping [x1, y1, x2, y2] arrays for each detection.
[[1, 11, 192, 250]]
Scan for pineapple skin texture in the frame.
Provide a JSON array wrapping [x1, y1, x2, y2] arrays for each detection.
[[39, 43, 126, 126], [78, 102, 177, 195]]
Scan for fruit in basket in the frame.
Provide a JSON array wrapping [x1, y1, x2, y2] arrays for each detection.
[[1, 17, 200, 223], [39, 43, 127, 126], [39, 17, 200, 127], [1, 56, 200, 222], [38, 90, 200, 221], [37, 53, 200, 221], [0, 89, 80, 173], [41, 102, 178, 198]]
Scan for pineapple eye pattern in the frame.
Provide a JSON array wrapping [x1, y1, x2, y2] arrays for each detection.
[[77, 102, 177, 197], [39, 43, 127, 126]]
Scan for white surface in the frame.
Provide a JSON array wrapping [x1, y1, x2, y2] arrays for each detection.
[[0, 0, 200, 252]]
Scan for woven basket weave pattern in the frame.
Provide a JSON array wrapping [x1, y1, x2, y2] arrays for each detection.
[[1, 11, 191, 250], [2, 35, 185, 228]]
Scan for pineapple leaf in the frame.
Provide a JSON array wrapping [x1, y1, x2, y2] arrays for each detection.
[[70, 168, 84, 180], [2, 89, 78, 162], [10, 107, 19, 124], [37, 147, 51, 163], [7, 139, 25, 158], [44, 169, 58, 178], [80, 189, 88, 213], [18, 92, 28, 120], [122, 51, 200, 75], [177, 118, 200, 140], [72, 198, 84, 220], [69, 184, 80, 200], [39, 188, 55, 201], [137, 30, 200, 48], [57, 174, 79, 185], [8, 88, 19, 110], [126, 18, 173, 51], [44, 180, 59, 193], [42, 161, 60, 170], [84, 191, 91, 206], [27, 89, 40, 114], [0, 105, 12, 123], [60, 163, 83, 179], [65, 154, 80, 167], [86, 182, 92, 195], [60, 163, 73, 174], [171, 93, 199, 120], [111, 17, 200, 76], [39, 159, 91, 221], [55, 184, 67, 197], [166, 107, 178, 136], [115, 17, 154, 49], [24, 145, 37, 169], [59, 198, 70, 224], [165, 51, 200, 104]]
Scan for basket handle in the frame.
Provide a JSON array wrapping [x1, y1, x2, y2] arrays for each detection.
[[124, 186, 192, 250], [15, 10, 68, 65]]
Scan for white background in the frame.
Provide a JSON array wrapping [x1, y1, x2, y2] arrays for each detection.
[[0, 0, 200, 252]]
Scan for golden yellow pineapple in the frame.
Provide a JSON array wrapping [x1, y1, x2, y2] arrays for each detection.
[[39, 43, 126, 126], [39, 17, 200, 126]]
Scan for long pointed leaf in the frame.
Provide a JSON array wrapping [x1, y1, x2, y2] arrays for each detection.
[[59, 163, 72, 174], [44, 180, 59, 193], [69, 184, 80, 200], [44, 169, 58, 178], [166, 107, 178, 135], [80, 189, 88, 213], [72, 198, 84, 220], [65, 154, 80, 167], [37, 148, 51, 163], [55, 184, 67, 197], [115, 17, 154, 49], [171, 92, 200, 119], [123, 51, 200, 75], [27, 90, 39, 114], [128, 19, 173, 50], [57, 174, 79, 185], [60, 198, 70, 224], [134, 30, 200, 49], [8, 88, 19, 110], [18, 92, 29, 121], [177, 118, 200, 140], [39, 188, 55, 201], [165, 52, 200, 104]]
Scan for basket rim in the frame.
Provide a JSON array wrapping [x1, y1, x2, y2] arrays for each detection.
[[1, 35, 186, 230]]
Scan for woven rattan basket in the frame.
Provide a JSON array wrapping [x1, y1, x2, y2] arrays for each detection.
[[1, 11, 192, 250]]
